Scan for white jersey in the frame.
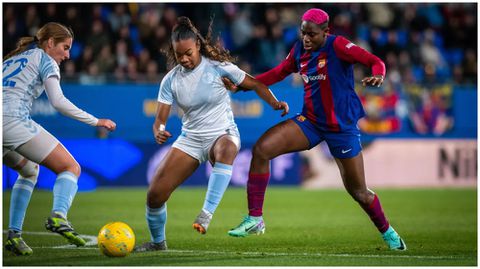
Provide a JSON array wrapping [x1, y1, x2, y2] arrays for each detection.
[[3, 48, 59, 118], [158, 56, 246, 135]]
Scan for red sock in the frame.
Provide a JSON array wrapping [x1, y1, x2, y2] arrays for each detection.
[[360, 194, 390, 233], [247, 173, 270, 217]]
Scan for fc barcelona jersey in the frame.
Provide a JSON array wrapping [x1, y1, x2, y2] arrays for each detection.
[[290, 35, 365, 132]]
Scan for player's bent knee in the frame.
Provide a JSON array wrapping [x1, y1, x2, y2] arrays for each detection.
[[64, 161, 81, 177], [17, 160, 40, 185], [147, 190, 169, 208], [252, 142, 273, 160]]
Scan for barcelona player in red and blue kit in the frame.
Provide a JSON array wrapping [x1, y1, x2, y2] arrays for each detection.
[[228, 8, 406, 251]]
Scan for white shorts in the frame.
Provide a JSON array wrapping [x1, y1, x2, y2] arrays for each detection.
[[3, 116, 41, 150], [3, 116, 59, 163], [172, 127, 241, 163]]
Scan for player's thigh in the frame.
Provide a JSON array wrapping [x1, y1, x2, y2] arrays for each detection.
[[39, 143, 80, 176], [209, 134, 240, 165], [255, 119, 310, 158], [13, 126, 79, 176], [150, 147, 200, 193]]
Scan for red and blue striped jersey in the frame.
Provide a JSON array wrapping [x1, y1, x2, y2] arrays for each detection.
[[256, 34, 386, 132]]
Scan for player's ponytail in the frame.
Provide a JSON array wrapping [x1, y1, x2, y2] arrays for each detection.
[[4, 37, 37, 60], [4, 22, 73, 60], [164, 16, 235, 68]]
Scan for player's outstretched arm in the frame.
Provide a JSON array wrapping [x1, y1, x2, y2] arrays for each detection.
[[44, 76, 116, 130], [238, 74, 289, 117]]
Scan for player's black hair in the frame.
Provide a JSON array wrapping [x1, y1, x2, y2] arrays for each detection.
[[164, 16, 236, 67]]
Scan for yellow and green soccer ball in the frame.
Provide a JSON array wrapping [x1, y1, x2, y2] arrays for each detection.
[[98, 222, 135, 257]]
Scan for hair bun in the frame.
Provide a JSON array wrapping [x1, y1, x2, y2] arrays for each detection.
[[177, 16, 191, 26]]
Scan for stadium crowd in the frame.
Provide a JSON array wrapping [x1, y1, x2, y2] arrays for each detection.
[[3, 3, 476, 85], [3, 3, 476, 136]]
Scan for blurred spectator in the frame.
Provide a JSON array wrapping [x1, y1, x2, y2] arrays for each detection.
[[86, 19, 111, 56], [144, 60, 160, 84], [406, 84, 454, 136], [95, 45, 116, 74], [358, 83, 401, 134], [62, 60, 78, 84], [108, 3, 131, 32], [2, 2, 476, 89], [462, 49, 477, 85], [79, 63, 106, 85]]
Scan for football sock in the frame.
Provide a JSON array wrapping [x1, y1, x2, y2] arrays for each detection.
[[9, 179, 35, 231], [52, 171, 78, 219], [247, 173, 270, 217], [146, 204, 167, 243], [360, 194, 390, 233], [202, 162, 233, 214]]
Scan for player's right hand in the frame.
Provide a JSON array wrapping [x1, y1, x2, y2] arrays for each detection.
[[221, 77, 239, 93], [97, 119, 116, 131], [272, 101, 289, 117], [153, 125, 172, 144]]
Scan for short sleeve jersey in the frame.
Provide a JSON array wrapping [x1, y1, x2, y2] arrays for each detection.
[[158, 56, 246, 135], [3, 48, 60, 118]]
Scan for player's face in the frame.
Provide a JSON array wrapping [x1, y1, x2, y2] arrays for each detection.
[[300, 21, 328, 51], [173, 38, 201, 70], [45, 37, 72, 65]]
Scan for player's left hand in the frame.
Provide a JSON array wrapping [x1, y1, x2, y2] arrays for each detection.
[[361, 75, 384, 87], [272, 101, 289, 117]]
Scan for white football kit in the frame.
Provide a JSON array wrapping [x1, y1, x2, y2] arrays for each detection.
[[3, 48, 98, 162], [158, 56, 245, 163]]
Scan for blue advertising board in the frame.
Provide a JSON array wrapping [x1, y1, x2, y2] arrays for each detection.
[[3, 80, 476, 190]]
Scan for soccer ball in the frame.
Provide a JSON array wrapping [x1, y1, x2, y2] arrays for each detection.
[[98, 222, 135, 257]]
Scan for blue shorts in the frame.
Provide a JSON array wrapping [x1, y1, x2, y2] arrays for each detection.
[[291, 114, 362, 159]]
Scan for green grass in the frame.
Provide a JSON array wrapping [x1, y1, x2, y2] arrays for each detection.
[[2, 187, 477, 266]]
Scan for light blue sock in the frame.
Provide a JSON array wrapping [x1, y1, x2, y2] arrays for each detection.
[[146, 204, 167, 243], [9, 179, 35, 231], [202, 162, 233, 214], [52, 171, 78, 218]]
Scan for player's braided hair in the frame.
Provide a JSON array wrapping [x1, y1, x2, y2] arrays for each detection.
[[4, 22, 73, 60], [164, 16, 236, 67]]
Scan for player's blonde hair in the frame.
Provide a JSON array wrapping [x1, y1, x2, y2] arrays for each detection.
[[4, 22, 73, 60]]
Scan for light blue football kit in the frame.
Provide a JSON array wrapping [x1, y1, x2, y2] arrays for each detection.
[[3, 48, 97, 237], [158, 55, 246, 161], [3, 48, 97, 155], [147, 56, 246, 242]]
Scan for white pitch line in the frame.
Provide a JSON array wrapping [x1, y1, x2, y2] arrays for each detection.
[[3, 231, 470, 261]]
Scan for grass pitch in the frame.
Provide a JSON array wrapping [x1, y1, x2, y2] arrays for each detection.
[[2, 187, 477, 266]]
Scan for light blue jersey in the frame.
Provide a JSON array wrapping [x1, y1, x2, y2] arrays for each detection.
[[3, 48, 60, 118], [158, 56, 246, 135]]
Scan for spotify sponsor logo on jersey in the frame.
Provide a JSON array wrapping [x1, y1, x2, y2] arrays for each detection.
[[301, 73, 326, 83]]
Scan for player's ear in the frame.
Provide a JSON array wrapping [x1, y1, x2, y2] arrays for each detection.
[[47, 37, 54, 48], [323, 26, 330, 36], [196, 39, 201, 51]]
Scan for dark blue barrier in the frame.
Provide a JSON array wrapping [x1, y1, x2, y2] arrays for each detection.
[[3, 140, 301, 191]]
